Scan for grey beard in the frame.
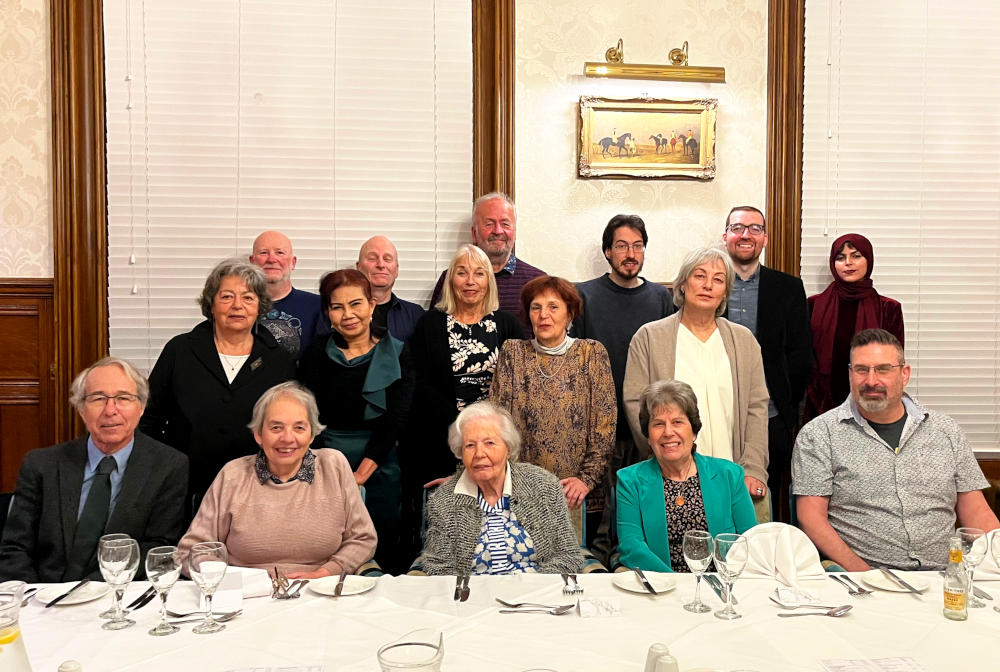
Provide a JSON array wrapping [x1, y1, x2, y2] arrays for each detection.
[[856, 396, 889, 414]]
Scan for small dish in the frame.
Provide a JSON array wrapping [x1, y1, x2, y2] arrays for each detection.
[[859, 570, 930, 593], [35, 582, 110, 606], [612, 571, 676, 594], [308, 575, 376, 597]]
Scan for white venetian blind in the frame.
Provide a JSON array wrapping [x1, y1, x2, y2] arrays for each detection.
[[104, 0, 472, 373], [801, 0, 1000, 451]]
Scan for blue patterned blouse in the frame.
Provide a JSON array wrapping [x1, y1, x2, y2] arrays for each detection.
[[471, 492, 538, 574]]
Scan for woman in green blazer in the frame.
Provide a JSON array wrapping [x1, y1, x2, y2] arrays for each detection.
[[617, 380, 757, 572]]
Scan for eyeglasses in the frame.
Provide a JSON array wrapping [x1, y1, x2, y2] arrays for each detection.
[[612, 241, 645, 253], [84, 393, 141, 407], [727, 224, 765, 235], [849, 364, 905, 376]]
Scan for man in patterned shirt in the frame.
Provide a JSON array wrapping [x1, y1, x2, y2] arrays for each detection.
[[792, 328, 998, 571]]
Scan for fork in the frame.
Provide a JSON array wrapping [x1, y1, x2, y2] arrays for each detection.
[[496, 598, 574, 610], [499, 604, 576, 615], [830, 574, 871, 597], [561, 573, 583, 595], [275, 579, 306, 600], [840, 574, 874, 596], [167, 610, 242, 625]]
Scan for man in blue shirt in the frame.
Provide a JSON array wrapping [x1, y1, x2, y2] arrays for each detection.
[[0, 357, 188, 582], [356, 235, 424, 342], [250, 230, 323, 358]]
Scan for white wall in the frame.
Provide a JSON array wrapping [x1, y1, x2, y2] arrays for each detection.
[[514, 0, 768, 283]]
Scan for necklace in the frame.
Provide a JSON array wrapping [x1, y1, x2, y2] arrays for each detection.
[[666, 461, 697, 507], [534, 350, 567, 381], [218, 352, 248, 373]]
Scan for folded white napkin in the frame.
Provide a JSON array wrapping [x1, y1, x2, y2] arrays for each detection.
[[741, 522, 825, 585], [972, 530, 999, 580]]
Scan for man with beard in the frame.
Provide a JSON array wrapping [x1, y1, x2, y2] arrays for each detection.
[[722, 206, 811, 521], [792, 328, 998, 571], [573, 214, 674, 563], [430, 192, 544, 334], [250, 230, 322, 358]]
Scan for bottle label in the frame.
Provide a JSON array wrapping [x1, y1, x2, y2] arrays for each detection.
[[949, 549, 963, 563], [944, 589, 966, 611]]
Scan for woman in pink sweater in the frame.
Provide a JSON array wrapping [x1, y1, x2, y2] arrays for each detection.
[[178, 382, 377, 579]]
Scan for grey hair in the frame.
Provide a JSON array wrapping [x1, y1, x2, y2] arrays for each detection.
[[672, 246, 735, 317], [638, 379, 703, 443], [473, 191, 517, 224], [247, 381, 326, 438], [447, 401, 521, 461], [198, 258, 272, 320], [68, 357, 150, 410], [434, 244, 500, 315]]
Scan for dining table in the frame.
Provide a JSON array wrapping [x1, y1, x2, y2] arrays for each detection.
[[16, 571, 998, 671]]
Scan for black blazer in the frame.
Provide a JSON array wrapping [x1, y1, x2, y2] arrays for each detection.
[[754, 265, 813, 428], [139, 319, 295, 495], [406, 309, 523, 484], [0, 432, 188, 582]]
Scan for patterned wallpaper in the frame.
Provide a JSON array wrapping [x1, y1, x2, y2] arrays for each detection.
[[0, 0, 51, 277], [514, 0, 767, 283]]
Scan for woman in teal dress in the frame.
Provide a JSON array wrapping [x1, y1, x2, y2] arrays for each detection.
[[616, 379, 757, 572]]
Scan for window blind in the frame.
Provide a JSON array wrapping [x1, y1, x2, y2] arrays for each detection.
[[801, 0, 1000, 452], [104, 0, 472, 373]]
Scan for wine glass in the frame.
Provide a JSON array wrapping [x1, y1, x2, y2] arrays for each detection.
[[145, 546, 182, 636], [957, 527, 986, 608], [713, 533, 748, 621], [682, 530, 714, 613], [188, 541, 228, 634], [97, 533, 130, 618], [990, 531, 1000, 574], [98, 537, 140, 630]]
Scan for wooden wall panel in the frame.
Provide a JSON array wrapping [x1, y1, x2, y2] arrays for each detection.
[[0, 280, 55, 492]]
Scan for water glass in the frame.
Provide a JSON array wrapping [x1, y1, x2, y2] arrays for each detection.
[[145, 546, 182, 636], [98, 537, 140, 630], [957, 527, 986, 608], [682, 530, 713, 613], [189, 541, 228, 634], [97, 533, 130, 618], [713, 533, 748, 621]]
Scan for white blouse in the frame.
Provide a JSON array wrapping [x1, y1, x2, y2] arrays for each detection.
[[673, 324, 734, 462]]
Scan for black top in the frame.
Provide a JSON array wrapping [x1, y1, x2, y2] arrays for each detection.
[[406, 309, 523, 484], [297, 327, 415, 466], [139, 319, 295, 496]]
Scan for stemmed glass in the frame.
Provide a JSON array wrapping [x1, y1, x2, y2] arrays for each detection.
[[682, 530, 714, 613], [145, 546, 182, 636], [188, 541, 228, 634], [957, 527, 986, 608], [713, 533, 748, 621], [97, 533, 130, 618], [990, 531, 1000, 578], [98, 537, 140, 630]]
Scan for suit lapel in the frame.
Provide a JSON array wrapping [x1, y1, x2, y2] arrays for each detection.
[[696, 453, 724, 534], [755, 266, 774, 343], [58, 440, 88, 553], [637, 460, 670, 566], [230, 333, 270, 390], [105, 434, 152, 531], [189, 321, 232, 388]]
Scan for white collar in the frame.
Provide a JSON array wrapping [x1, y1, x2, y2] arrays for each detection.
[[455, 461, 513, 498]]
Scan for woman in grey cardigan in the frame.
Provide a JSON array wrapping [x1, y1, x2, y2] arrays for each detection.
[[623, 247, 769, 506], [420, 401, 584, 575]]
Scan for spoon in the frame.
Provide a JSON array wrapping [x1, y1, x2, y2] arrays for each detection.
[[167, 610, 243, 625], [993, 605, 1000, 614], [499, 604, 576, 615], [777, 605, 853, 618], [496, 598, 574, 610], [769, 595, 839, 610]]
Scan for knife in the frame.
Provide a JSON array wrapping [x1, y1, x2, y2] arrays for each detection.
[[880, 568, 925, 596], [453, 574, 463, 601], [45, 580, 90, 608], [706, 574, 738, 605], [633, 567, 658, 595], [126, 586, 156, 610], [459, 574, 471, 602], [333, 571, 348, 597], [937, 571, 991, 600]]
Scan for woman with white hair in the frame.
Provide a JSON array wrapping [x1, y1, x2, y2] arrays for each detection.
[[623, 247, 769, 504], [419, 401, 583, 576], [178, 381, 376, 579]]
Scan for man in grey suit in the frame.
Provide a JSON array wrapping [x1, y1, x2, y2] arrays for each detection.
[[0, 357, 188, 582]]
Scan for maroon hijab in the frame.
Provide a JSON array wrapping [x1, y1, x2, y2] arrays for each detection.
[[809, 233, 883, 377]]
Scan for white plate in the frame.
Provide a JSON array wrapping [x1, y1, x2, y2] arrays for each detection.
[[308, 575, 377, 597], [859, 570, 930, 593], [35, 581, 110, 606], [612, 571, 677, 594]]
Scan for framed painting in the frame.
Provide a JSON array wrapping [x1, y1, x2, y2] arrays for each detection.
[[578, 96, 717, 179]]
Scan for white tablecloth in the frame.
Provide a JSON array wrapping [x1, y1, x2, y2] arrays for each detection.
[[18, 572, 998, 671]]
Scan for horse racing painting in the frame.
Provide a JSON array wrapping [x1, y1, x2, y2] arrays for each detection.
[[578, 97, 717, 179]]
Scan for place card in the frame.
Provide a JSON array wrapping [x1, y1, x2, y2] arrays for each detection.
[[821, 658, 928, 672], [578, 596, 621, 617]]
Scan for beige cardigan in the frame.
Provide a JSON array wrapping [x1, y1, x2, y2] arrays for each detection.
[[623, 312, 769, 484]]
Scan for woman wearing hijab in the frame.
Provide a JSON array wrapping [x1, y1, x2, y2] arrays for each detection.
[[805, 233, 904, 420]]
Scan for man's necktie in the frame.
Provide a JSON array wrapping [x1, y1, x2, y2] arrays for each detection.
[[64, 455, 117, 580]]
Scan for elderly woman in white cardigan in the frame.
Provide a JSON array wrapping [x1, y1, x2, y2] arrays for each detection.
[[623, 246, 769, 504], [419, 401, 583, 576]]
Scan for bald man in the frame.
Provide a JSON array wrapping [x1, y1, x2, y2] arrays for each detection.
[[356, 235, 424, 342], [250, 230, 322, 358]]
